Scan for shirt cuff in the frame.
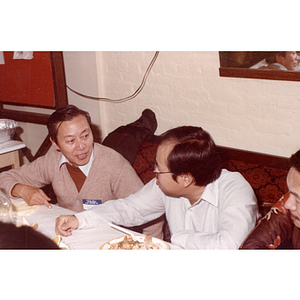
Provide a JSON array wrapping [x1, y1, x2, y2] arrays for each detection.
[[75, 209, 109, 230]]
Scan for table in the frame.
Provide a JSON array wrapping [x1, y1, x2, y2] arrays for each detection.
[[18, 203, 182, 250], [0, 140, 26, 169]]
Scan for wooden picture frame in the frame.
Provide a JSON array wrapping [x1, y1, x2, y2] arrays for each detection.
[[219, 51, 300, 82]]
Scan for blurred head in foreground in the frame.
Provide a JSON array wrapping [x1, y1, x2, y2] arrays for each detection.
[[0, 221, 60, 250]]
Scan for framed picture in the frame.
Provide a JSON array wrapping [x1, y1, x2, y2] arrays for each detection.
[[0, 51, 68, 124], [219, 51, 300, 82]]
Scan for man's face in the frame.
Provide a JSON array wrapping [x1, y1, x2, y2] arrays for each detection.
[[155, 142, 183, 197], [284, 167, 300, 228], [277, 51, 299, 70], [51, 114, 94, 167]]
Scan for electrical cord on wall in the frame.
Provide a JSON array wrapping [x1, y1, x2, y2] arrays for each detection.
[[66, 51, 159, 103]]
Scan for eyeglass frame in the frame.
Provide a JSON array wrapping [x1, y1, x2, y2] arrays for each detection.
[[153, 164, 173, 178], [153, 170, 173, 177]]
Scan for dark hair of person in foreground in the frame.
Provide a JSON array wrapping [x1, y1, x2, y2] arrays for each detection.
[[0, 221, 60, 250]]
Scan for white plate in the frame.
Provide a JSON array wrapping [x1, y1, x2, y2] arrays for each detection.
[[59, 240, 72, 250], [99, 235, 170, 250]]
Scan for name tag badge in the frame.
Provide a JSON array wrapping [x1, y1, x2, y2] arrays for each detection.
[[82, 199, 102, 210]]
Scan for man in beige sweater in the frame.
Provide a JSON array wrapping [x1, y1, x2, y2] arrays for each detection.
[[0, 105, 164, 238], [0, 105, 144, 212]]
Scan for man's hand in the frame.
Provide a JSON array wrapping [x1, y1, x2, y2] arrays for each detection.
[[11, 184, 52, 208], [55, 215, 79, 236]]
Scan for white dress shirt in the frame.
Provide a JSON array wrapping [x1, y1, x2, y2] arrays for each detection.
[[76, 169, 259, 249]]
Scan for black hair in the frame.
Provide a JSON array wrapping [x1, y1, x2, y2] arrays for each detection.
[[290, 150, 300, 173], [47, 105, 92, 145], [158, 126, 221, 186], [265, 51, 286, 64]]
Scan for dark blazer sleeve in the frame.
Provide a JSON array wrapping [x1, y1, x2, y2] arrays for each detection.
[[240, 193, 294, 249]]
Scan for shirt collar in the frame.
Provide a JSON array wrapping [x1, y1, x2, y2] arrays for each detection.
[[200, 181, 219, 207], [58, 147, 94, 177], [193, 173, 221, 207], [273, 63, 287, 70]]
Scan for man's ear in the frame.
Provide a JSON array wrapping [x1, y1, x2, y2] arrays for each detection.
[[50, 137, 60, 151], [178, 173, 194, 188]]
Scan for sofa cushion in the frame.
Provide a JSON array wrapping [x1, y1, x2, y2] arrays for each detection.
[[133, 141, 158, 184], [221, 159, 288, 205]]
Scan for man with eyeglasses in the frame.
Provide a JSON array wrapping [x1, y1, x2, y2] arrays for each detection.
[[55, 126, 259, 249]]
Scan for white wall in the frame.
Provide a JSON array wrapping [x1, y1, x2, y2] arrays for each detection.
[[17, 51, 300, 160], [63, 51, 104, 142], [87, 51, 300, 158]]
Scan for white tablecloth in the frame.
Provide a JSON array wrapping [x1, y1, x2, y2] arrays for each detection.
[[18, 203, 182, 250]]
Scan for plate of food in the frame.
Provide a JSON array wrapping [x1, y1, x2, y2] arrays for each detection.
[[99, 235, 170, 250]]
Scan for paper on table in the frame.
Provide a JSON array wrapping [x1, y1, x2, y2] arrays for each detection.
[[11, 201, 40, 216]]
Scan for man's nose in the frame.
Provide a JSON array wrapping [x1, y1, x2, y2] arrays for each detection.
[[284, 195, 296, 211], [75, 139, 86, 149]]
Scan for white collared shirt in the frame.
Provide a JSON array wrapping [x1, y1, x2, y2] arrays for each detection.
[[76, 169, 259, 249], [273, 63, 287, 70], [59, 147, 94, 177]]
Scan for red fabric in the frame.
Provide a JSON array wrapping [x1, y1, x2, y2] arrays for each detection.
[[133, 141, 158, 184], [221, 160, 288, 205]]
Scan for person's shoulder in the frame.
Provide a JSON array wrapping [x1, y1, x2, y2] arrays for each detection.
[[218, 169, 248, 183], [219, 168, 242, 178], [93, 143, 129, 163], [34, 147, 61, 162], [259, 64, 285, 70], [94, 142, 122, 156]]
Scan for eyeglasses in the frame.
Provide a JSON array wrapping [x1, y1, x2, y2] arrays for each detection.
[[153, 170, 173, 178], [153, 163, 173, 177]]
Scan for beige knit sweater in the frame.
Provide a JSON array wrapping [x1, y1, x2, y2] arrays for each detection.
[[0, 143, 144, 212]]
